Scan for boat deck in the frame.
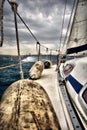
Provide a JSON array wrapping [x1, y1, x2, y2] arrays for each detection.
[[0, 64, 83, 130], [36, 65, 74, 130]]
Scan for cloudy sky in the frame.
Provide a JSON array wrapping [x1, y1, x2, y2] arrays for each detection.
[[0, 0, 74, 55]]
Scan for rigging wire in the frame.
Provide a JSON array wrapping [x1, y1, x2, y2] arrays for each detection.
[[17, 10, 59, 53], [9, 1, 24, 79], [75, 18, 87, 23], [4, 0, 84, 56], [57, 0, 76, 69], [7, 0, 58, 53], [59, 0, 67, 52], [17, 12, 39, 43], [57, 0, 68, 68], [0, 0, 59, 71], [62, 0, 78, 52], [16, 6, 58, 53], [17, 12, 59, 52], [17, 12, 60, 53]]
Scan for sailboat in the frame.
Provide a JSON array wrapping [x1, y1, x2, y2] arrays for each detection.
[[0, 1, 61, 130], [59, 0, 87, 129], [0, 0, 87, 129]]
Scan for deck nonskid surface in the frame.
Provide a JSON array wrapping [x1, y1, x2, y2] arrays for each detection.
[[36, 65, 72, 130]]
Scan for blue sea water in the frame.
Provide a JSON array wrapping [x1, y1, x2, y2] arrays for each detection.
[[0, 55, 57, 99]]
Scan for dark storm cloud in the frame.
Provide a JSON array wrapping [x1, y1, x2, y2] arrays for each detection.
[[3, 0, 74, 52]]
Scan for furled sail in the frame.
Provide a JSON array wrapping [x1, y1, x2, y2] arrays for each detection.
[[0, 0, 5, 47], [67, 0, 87, 54]]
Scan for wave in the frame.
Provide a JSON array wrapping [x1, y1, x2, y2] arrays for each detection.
[[22, 56, 37, 62]]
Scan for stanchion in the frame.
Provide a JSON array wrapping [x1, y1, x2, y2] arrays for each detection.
[[37, 42, 40, 61]]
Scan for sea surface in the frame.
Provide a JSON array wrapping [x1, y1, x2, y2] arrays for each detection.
[[0, 55, 57, 99]]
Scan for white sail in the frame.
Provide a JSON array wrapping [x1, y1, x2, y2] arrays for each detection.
[[0, 0, 5, 46], [67, 0, 87, 53]]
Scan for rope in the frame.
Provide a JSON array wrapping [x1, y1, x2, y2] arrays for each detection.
[[9, 1, 24, 79], [0, 63, 18, 70]]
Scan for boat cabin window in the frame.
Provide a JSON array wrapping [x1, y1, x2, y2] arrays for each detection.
[[82, 88, 87, 104], [63, 64, 73, 76]]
